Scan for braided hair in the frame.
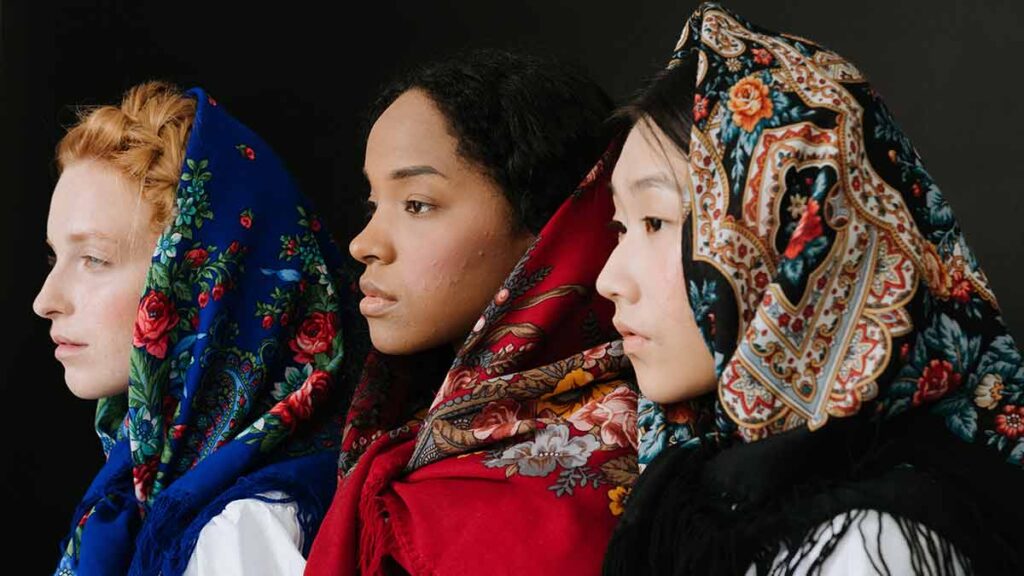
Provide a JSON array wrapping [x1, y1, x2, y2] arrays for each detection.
[[57, 81, 196, 233]]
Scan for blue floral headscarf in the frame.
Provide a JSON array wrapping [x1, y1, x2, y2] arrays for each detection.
[[56, 87, 353, 575]]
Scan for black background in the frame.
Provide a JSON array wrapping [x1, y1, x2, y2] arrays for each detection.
[[2, 0, 1022, 566]]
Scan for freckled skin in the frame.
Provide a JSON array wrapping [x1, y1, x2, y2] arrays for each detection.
[[596, 122, 717, 404], [350, 90, 535, 355], [34, 160, 161, 399]]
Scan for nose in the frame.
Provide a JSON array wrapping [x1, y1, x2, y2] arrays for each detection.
[[33, 263, 71, 320], [349, 208, 396, 266], [596, 240, 640, 306]]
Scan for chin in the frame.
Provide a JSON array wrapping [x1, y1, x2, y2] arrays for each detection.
[[368, 321, 463, 357], [638, 388, 690, 405], [65, 380, 106, 400], [368, 325, 422, 356], [634, 365, 691, 404], [64, 372, 128, 400]]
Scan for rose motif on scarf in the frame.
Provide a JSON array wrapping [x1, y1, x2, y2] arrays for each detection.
[[132, 457, 159, 502], [184, 248, 209, 268], [640, 4, 1024, 469], [133, 291, 180, 359], [569, 386, 639, 449], [290, 311, 338, 363], [913, 359, 963, 406], [727, 75, 773, 131], [270, 369, 332, 430], [471, 399, 529, 441], [58, 87, 352, 575]]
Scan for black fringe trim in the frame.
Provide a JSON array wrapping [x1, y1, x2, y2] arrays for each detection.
[[604, 411, 1023, 576]]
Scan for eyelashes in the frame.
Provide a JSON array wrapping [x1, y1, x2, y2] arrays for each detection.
[[608, 217, 666, 241], [44, 254, 111, 270], [643, 217, 664, 233], [361, 198, 437, 219], [404, 200, 435, 215], [82, 255, 109, 268], [44, 253, 109, 268]]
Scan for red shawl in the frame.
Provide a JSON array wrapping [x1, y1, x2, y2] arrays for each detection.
[[306, 148, 639, 575]]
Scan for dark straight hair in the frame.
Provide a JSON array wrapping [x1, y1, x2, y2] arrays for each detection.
[[615, 55, 698, 157]]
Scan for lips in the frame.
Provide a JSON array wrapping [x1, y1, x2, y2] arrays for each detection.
[[52, 334, 87, 360], [358, 277, 398, 318], [612, 318, 648, 354]]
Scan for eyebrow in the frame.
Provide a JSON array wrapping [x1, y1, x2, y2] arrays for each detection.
[[610, 173, 680, 197], [389, 165, 447, 180], [46, 230, 118, 247]]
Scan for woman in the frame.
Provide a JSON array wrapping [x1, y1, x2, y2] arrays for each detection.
[[306, 51, 640, 574], [36, 81, 354, 575], [597, 4, 1024, 574]]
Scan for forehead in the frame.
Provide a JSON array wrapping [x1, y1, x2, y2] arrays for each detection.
[[364, 89, 461, 176], [612, 122, 689, 196], [49, 160, 143, 241]]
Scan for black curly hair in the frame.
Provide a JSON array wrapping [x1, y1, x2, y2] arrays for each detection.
[[367, 49, 614, 233]]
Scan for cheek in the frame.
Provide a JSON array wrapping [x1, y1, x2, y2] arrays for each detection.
[[632, 237, 706, 403], [63, 269, 146, 398], [377, 218, 526, 353], [415, 201, 526, 288], [656, 240, 700, 351], [410, 234, 482, 293], [643, 235, 693, 335], [92, 273, 146, 357], [658, 257, 686, 298]]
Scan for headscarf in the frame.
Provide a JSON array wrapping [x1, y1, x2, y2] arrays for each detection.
[[635, 1, 1024, 467], [56, 88, 356, 576], [607, 4, 1024, 574], [306, 146, 641, 575]]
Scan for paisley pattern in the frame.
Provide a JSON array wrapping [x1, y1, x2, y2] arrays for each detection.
[[307, 148, 642, 576], [56, 88, 355, 575], [639, 3, 1024, 468]]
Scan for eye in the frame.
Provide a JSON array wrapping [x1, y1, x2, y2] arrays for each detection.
[[46, 252, 57, 268], [82, 255, 109, 269], [363, 198, 377, 219], [642, 217, 664, 233], [404, 200, 435, 215], [607, 220, 626, 241]]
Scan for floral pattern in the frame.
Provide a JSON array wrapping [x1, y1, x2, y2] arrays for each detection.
[[727, 75, 774, 131], [307, 139, 640, 575], [335, 151, 639, 489], [133, 291, 180, 359], [639, 3, 1024, 468], [484, 424, 600, 477], [57, 88, 356, 575], [568, 386, 638, 449], [607, 485, 630, 517]]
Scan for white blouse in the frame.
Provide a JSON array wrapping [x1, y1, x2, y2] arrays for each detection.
[[753, 510, 969, 575], [183, 491, 305, 576]]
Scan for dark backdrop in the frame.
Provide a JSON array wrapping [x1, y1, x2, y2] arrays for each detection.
[[3, 0, 1021, 566]]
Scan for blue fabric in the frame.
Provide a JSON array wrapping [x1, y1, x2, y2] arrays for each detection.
[[55, 87, 350, 575]]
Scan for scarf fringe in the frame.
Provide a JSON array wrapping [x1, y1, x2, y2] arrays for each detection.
[[357, 491, 394, 576], [128, 452, 336, 576], [57, 441, 135, 571], [759, 509, 971, 576], [605, 414, 1001, 576]]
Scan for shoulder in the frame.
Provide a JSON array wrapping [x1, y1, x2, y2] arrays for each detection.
[[184, 491, 306, 576]]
